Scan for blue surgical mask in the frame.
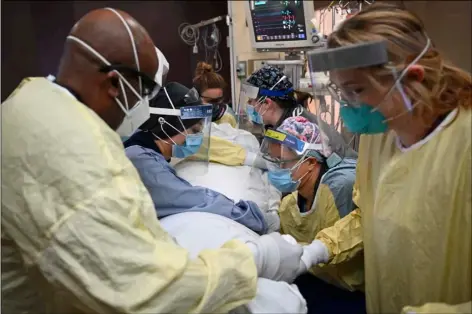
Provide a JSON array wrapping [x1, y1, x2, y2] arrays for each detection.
[[246, 104, 264, 125], [340, 102, 388, 134], [268, 168, 300, 193], [172, 133, 203, 158]]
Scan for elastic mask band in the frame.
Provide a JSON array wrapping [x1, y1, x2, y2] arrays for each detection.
[[105, 8, 142, 95], [66, 35, 144, 113], [151, 131, 171, 145], [157, 117, 184, 145], [371, 37, 431, 117], [163, 87, 188, 135]]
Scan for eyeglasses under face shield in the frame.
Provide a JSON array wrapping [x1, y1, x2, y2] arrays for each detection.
[[260, 129, 324, 168], [308, 34, 431, 137]]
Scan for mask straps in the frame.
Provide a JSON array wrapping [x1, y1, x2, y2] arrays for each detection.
[[289, 152, 312, 183], [152, 117, 180, 145], [66, 36, 144, 115], [105, 8, 142, 95], [393, 37, 431, 112], [396, 37, 431, 86], [151, 130, 172, 145], [372, 37, 431, 115], [163, 87, 188, 136]]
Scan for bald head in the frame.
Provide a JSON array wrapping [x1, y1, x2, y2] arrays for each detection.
[[56, 8, 158, 130], [68, 8, 157, 76]]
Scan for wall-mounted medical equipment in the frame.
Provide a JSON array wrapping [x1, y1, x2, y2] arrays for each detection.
[[245, 0, 324, 52], [265, 60, 304, 89], [179, 15, 227, 72]]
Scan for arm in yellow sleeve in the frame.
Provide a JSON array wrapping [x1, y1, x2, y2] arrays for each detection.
[[216, 113, 237, 128], [208, 136, 247, 166], [402, 301, 472, 314], [315, 185, 363, 264], [36, 174, 257, 314]]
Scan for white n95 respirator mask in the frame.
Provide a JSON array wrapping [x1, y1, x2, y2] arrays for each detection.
[[67, 8, 162, 138], [116, 97, 150, 137]]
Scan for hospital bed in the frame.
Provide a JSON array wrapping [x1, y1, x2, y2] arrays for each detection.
[[174, 122, 282, 233], [164, 123, 307, 313], [160, 212, 307, 314]]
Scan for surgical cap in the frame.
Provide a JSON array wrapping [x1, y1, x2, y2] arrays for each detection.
[[276, 116, 325, 160], [246, 65, 294, 103], [140, 82, 202, 139]]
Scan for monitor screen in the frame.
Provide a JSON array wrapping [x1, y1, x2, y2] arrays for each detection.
[[250, 0, 308, 43]]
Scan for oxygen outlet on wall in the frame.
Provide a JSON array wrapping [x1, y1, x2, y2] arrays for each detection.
[[237, 61, 247, 79]]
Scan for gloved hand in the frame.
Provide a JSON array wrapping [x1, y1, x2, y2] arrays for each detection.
[[245, 233, 304, 283], [244, 152, 268, 170], [297, 240, 330, 276], [263, 211, 281, 233]]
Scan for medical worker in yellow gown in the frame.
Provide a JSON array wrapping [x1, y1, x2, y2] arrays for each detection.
[[193, 61, 237, 128], [301, 3, 471, 313], [187, 60, 270, 169], [212, 64, 357, 170], [1, 8, 304, 314], [259, 116, 364, 292]]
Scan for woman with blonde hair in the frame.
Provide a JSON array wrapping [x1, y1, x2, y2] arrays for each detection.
[[300, 3, 471, 313], [193, 61, 237, 127]]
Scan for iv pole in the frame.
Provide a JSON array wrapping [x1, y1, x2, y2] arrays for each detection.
[[190, 15, 226, 29]]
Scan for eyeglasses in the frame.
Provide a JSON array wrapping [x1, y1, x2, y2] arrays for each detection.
[[262, 154, 301, 167], [99, 64, 161, 99], [326, 81, 363, 108], [201, 95, 224, 104]]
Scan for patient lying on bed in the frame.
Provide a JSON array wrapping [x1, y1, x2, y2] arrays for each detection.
[[160, 211, 307, 314], [167, 123, 306, 313], [174, 122, 282, 233]]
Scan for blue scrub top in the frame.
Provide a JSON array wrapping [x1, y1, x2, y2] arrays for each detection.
[[124, 131, 268, 234]]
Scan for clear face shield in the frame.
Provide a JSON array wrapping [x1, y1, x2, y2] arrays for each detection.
[[236, 76, 289, 132], [236, 83, 263, 132], [308, 36, 431, 138], [150, 87, 213, 175], [255, 129, 323, 193]]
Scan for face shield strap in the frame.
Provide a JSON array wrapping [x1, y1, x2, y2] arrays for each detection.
[[255, 75, 288, 104], [309, 40, 389, 72], [258, 88, 293, 98], [156, 117, 180, 145], [264, 129, 324, 160]]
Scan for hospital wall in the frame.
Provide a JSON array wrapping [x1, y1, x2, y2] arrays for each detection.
[[401, 1, 471, 73], [1, 1, 230, 102], [230, 0, 471, 90]]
